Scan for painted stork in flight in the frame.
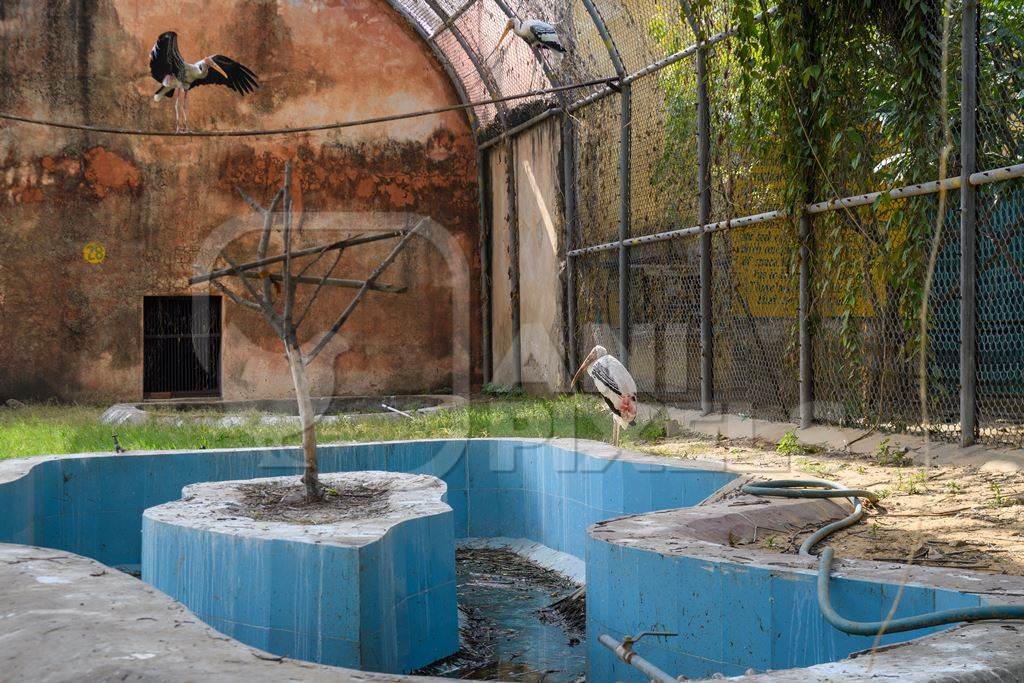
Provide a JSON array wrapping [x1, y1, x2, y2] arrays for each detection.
[[496, 17, 566, 53], [149, 31, 258, 132], [571, 345, 638, 447]]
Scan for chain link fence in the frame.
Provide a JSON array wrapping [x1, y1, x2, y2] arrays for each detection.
[[394, 0, 1024, 448]]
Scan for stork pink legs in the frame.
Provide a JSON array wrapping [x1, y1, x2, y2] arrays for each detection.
[[612, 421, 620, 448], [173, 88, 191, 133]]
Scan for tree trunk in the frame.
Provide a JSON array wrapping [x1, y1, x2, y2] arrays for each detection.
[[286, 340, 320, 500]]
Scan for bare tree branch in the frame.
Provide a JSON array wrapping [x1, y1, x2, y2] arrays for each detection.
[[281, 162, 295, 331], [237, 188, 267, 216], [256, 188, 285, 307], [188, 231, 405, 285], [296, 233, 364, 280], [305, 219, 425, 364], [210, 278, 262, 312], [221, 250, 283, 335], [294, 247, 346, 330]]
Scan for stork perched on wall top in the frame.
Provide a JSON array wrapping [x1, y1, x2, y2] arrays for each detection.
[[571, 345, 638, 447], [149, 31, 258, 133], [496, 17, 566, 53]]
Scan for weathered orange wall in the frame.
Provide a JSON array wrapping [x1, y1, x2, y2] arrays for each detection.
[[0, 0, 480, 401]]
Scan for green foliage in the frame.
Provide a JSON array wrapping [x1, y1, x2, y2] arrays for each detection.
[[482, 383, 524, 397], [0, 396, 670, 460], [895, 470, 928, 495], [874, 438, 912, 467], [776, 429, 805, 456], [987, 480, 1022, 508]]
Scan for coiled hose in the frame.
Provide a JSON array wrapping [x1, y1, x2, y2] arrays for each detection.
[[741, 479, 1024, 634]]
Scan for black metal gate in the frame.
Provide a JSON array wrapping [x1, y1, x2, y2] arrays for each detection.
[[143, 296, 222, 398]]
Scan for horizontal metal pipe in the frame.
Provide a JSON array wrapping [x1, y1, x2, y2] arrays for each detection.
[[478, 6, 778, 151], [598, 635, 677, 683], [567, 210, 782, 256], [970, 161, 1024, 186], [805, 176, 961, 214], [568, 158, 1024, 256]]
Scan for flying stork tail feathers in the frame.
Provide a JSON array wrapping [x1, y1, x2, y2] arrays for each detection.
[[148, 31, 259, 131]]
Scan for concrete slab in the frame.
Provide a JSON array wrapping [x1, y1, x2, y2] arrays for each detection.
[[0, 542, 426, 682]]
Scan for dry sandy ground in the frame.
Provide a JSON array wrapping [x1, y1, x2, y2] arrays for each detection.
[[639, 434, 1024, 576]]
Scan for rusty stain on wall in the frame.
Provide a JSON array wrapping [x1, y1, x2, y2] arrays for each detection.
[[0, 0, 480, 401]]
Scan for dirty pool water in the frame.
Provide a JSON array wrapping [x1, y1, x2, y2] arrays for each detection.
[[416, 548, 586, 682]]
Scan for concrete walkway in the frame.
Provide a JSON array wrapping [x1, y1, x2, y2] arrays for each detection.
[[662, 407, 1024, 474]]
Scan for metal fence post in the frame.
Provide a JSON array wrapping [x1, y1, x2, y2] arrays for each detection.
[[960, 0, 979, 446], [479, 148, 492, 386], [695, 44, 713, 415], [563, 113, 579, 378], [619, 83, 632, 366], [506, 137, 523, 388], [799, 212, 813, 427]]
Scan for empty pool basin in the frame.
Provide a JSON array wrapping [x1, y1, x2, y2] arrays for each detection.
[[0, 438, 733, 675], [3, 439, 1019, 681]]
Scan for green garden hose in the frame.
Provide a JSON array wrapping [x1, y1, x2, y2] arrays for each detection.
[[740, 479, 1024, 635]]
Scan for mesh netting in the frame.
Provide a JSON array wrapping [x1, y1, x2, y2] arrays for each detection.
[[394, 0, 1024, 445]]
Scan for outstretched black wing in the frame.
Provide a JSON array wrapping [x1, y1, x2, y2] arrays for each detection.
[[150, 31, 184, 83], [191, 55, 259, 95]]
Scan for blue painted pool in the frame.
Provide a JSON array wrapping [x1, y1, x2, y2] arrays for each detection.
[[1, 439, 993, 681], [0, 439, 734, 573], [0, 439, 735, 677]]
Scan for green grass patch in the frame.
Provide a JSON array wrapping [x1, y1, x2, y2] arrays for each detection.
[[0, 396, 672, 459]]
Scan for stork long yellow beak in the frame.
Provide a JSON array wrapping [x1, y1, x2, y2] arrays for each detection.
[[570, 347, 599, 389], [496, 23, 513, 49], [207, 58, 228, 79]]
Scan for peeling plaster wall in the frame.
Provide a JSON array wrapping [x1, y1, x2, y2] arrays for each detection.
[[487, 146, 514, 385], [0, 0, 479, 401], [514, 118, 564, 393], [486, 119, 565, 391]]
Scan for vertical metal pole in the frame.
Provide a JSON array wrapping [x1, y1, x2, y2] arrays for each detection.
[[478, 149, 492, 386], [507, 138, 523, 388], [619, 83, 632, 366], [960, 0, 979, 446], [563, 112, 579, 380], [799, 213, 813, 428], [695, 45, 713, 415]]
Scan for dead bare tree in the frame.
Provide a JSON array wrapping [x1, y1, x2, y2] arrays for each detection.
[[190, 162, 423, 500]]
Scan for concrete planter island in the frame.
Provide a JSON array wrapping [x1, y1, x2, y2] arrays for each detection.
[[142, 471, 458, 673]]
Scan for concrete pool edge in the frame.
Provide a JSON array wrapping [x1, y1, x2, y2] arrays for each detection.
[[142, 471, 457, 672], [586, 496, 1024, 682]]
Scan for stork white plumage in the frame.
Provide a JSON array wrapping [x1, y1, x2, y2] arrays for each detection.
[[496, 17, 566, 53], [149, 31, 258, 133], [571, 345, 638, 447]]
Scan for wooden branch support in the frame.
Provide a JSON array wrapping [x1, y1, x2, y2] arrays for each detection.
[[240, 271, 407, 293], [188, 230, 407, 286]]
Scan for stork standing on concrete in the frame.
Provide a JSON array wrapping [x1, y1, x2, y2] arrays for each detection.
[[149, 31, 258, 133], [571, 345, 638, 447], [496, 17, 566, 53]]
